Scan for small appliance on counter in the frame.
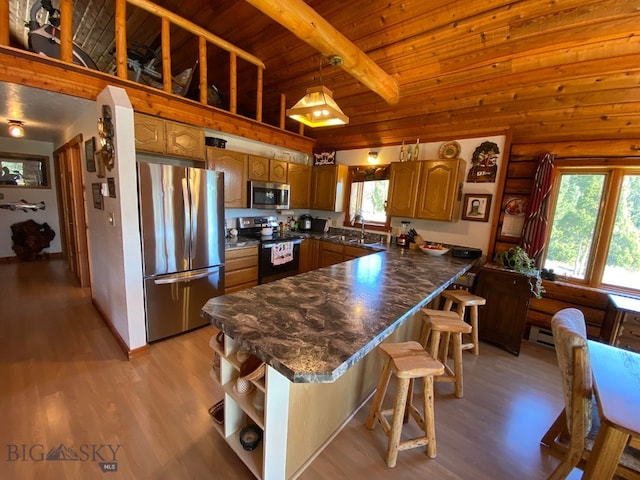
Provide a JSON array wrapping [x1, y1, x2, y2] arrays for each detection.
[[311, 217, 329, 233], [298, 214, 313, 231], [451, 246, 483, 259]]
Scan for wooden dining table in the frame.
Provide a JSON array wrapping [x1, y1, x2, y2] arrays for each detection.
[[583, 340, 640, 479]]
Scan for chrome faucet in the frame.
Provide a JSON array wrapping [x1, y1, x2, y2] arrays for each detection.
[[351, 214, 366, 242]]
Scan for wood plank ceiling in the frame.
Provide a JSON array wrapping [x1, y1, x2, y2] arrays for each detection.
[[7, 0, 640, 150]]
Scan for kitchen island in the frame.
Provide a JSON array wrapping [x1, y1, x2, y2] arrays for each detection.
[[201, 245, 477, 479]]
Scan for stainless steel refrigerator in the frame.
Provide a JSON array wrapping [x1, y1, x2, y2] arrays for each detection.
[[137, 160, 225, 342]]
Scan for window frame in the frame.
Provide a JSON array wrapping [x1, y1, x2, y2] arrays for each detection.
[[544, 159, 640, 294], [342, 164, 391, 232]]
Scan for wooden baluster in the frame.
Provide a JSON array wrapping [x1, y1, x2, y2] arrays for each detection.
[[256, 67, 263, 122], [59, 0, 73, 64], [199, 36, 208, 105], [0, 0, 9, 46], [115, 0, 128, 79], [161, 17, 171, 93], [229, 51, 237, 114], [280, 94, 286, 130]]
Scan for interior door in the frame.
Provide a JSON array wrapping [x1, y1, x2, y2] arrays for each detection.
[[54, 135, 90, 287]]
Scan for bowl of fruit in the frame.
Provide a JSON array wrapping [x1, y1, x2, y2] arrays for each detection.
[[419, 244, 450, 256]]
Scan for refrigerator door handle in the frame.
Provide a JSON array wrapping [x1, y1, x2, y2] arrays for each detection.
[[153, 267, 222, 285], [182, 177, 191, 265]]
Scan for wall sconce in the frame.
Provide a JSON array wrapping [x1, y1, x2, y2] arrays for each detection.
[[8, 120, 25, 138], [367, 152, 379, 164]]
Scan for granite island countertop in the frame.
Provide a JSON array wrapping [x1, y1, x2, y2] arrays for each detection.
[[202, 244, 477, 383]]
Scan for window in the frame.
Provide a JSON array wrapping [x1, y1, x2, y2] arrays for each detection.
[[0, 152, 49, 188], [544, 165, 640, 292], [344, 165, 391, 231]]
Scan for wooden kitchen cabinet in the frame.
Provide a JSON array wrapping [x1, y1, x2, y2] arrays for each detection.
[[319, 241, 343, 267], [206, 147, 248, 208], [165, 120, 205, 159], [288, 163, 311, 209], [318, 241, 372, 267], [134, 113, 205, 160], [387, 161, 421, 217], [133, 113, 165, 154], [310, 165, 349, 211], [225, 245, 258, 293], [299, 238, 319, 273], [248, 155, 288, 183], [343, 245, 372, 261], [415, 159, 465, 221], [387, 159, 465, 222], [474, 265, 532, 356]]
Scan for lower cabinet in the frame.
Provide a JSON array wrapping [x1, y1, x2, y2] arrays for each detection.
[[319, 241, 372, 267], [225, 246, 258, 293], [474, 265, 532, 356], [299, 238, 319, 273]]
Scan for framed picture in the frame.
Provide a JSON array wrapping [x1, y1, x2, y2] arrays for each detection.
[[462, 193, 492, 222], [107, 177, 116, 198], [95, 149, 105, 178], [91, 183, 103, 210], [84, 137, 96, 172]]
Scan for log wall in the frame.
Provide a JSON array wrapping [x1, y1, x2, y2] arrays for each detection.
[[492, 140, 640, 342]]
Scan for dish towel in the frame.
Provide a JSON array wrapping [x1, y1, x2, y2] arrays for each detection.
[[271, 242, 294, 266]]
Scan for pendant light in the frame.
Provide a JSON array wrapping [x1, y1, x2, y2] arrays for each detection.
[[8, 120, 25, 138], [286, 57, 349, 128]]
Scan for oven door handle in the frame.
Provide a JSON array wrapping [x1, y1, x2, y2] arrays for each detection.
[[262, 239, 302, 248]]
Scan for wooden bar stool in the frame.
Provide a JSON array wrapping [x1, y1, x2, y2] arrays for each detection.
[[420, 309, 472, 398], [441, 289, 486, 355], [366, 341, 444, 468]]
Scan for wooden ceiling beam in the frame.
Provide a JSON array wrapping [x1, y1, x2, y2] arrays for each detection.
[[245, 0, 400, 105]]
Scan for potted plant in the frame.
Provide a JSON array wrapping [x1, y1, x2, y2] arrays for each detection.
[[493, 246, 545, 298]]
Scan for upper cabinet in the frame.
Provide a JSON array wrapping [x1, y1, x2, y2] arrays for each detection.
[[387, 162, 422, 217], [288, 163, 311, 209], [387, 159, 466, 222], [206, 147, 248, 208], [248, 155, 288, 183], [134, 113, 204, 160], [310, 165, 349, 212], [415, 159, 465, 221]]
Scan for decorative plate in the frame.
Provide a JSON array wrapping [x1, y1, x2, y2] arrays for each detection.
[[439, 141, 461, 159], [504, 197, 528, 216]]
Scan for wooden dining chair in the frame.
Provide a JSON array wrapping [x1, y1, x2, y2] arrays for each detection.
[[541, 308, 640, 480]]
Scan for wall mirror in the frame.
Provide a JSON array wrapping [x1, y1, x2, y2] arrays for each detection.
[[0, 152, 49, 188]]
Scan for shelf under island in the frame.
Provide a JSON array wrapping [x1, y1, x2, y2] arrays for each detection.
[[201, 245, 477, 480]]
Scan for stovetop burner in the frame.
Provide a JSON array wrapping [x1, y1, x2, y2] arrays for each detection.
[[237, 216, 304, 244]]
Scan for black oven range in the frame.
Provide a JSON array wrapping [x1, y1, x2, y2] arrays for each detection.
[[237, 216, 304, 284]]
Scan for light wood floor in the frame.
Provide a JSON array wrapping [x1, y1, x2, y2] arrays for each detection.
[[0, 259, 577, 479]]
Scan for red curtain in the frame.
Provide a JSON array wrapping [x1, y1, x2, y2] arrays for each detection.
[[520, 152, 555, 268]]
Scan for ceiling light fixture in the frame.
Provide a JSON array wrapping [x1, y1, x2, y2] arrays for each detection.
[[286, 57, 349, 128], [8, 120, 25, 138]]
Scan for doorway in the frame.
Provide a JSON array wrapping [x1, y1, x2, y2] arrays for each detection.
[[53, 134, 90, 287]]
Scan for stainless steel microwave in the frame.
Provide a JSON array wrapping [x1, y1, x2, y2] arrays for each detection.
[[249, 181, 290, 210]]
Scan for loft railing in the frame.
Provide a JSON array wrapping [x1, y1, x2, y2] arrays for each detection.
[[0, 0, 268, 123]]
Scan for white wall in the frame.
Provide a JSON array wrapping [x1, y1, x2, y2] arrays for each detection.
[[0, 138, 61, 258], [334, 135, 506, 255], [64, 86, 145, 350]]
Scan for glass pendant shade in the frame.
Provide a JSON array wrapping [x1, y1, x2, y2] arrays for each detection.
[[286, 86, 349, 127]]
